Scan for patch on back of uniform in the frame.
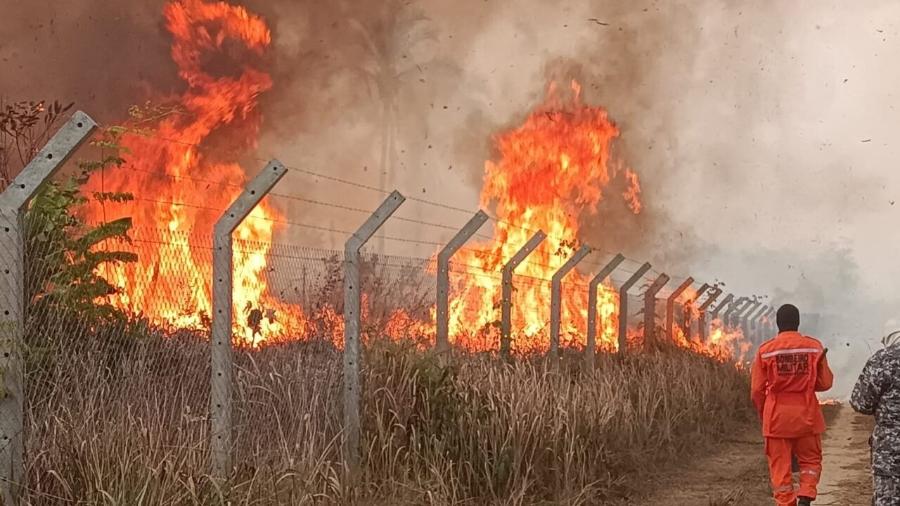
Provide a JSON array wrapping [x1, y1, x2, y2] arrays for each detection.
[[775, 353, 810, 376]]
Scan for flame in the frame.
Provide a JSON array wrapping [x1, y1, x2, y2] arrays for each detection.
[[445, 81, 635, 353], [84, 0, 305, 346], [667, 315, 748, 362], [708, 318, 750, 361], [675, 286, 701, 335], [76, 1, 755, 363]]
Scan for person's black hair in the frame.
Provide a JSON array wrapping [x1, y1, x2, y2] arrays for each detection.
[[776, 304, 800, 332]]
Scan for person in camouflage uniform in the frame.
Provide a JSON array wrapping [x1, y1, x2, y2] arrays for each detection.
[[850, 329, 900, 506]]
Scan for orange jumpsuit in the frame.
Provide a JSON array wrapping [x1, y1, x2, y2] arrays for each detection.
[[750, 331, 833, 506]]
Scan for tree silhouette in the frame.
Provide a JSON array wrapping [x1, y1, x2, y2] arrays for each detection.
[[347, 0, 436, 251]]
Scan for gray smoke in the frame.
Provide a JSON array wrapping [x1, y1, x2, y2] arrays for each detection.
[[3, 0, 898, 394]]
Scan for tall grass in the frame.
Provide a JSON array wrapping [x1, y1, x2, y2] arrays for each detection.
[[23, 335, 751, 505]]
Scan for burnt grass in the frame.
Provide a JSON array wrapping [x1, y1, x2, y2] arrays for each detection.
[[23, 333, 753, 505]]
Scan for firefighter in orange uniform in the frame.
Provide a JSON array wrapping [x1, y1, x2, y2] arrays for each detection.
[[751, 304, 834, 506]]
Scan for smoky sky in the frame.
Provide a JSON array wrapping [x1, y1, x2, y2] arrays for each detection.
[[4, 0, 900, 391]]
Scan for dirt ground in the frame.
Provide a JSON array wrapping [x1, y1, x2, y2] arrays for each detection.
[[635, 420, 772, 505], [635, 405, 873, 506], [815, 406, 874, 505]]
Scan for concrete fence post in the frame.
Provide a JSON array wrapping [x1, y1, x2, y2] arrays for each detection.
[[738, 299, 756, 325], [343, 190, 405, 477], [549, 245, 591, 366], [666, 277, 694, 342], [210, 160, 287, 481], [618, 263, 652, 355], [585, 254, 625, 372], [0, 111, 96, 504], [707, 293, 734, 341], [696, 288, 722, 342], [643, 274, 670, 346], [708, 292, 733, 321], [751, 304, 770, 345], [500, 231, 546, 361], [684, 283, 710, 338], [723, 296, 746, 329], [758, 303, 770, 340], [435, 211, 488, 354], [766, 306, 777, 338], [692, 283, 712, 302], [738, 300, 760, 339]]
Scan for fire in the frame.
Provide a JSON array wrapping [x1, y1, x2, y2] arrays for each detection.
[[446, 81, 636, 353], [75, 0, 755, 362], [84, 0, 305, 345], [668, 315, 748, 362], [708, 318, 750, 361]]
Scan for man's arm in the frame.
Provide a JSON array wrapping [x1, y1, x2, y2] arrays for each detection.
[[815, 348, 834, 392], [750, 350, 766, 417], [850, 353, 885, 416]]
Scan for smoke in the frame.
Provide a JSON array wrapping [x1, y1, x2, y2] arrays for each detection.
[[0, 0, 174, 119], [4, 0, 898, 392], [654, 1, 899, 396], [265, 0, 899, 395]]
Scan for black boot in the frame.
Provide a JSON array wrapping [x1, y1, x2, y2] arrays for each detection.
[[798, 497, 812, 506]]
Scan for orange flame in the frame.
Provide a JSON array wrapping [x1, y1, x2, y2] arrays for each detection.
[[708, 318, 750, 361], [446, 81, 636, 353], [667, 315, 747, 362], [78, 2, 755, 363], [84, 0, 304, 346]]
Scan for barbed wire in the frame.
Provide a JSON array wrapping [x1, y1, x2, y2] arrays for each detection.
[[267, 192, 494, 240], [108, 165, 247, 190], [239, 215, 447, 249], [92, 221, 551, 287], [131, 196, 225, 215], [97, 228, 559, 283], [90, 131, 496, 240], [581, 255, 646, 272], [118, 194, 580, 275], [92, 124, 721, 295], [101, 128, 614, 254], [107, 197, 694, 298], [85, 220, 573, 285]]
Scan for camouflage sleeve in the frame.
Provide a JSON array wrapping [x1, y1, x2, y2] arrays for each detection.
[[850, 352, 886, 416]]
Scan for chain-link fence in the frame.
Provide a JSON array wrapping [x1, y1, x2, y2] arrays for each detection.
[[23, 226, 214, 499], [0, 111, 769, 502]]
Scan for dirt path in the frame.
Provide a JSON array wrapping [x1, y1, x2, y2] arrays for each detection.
[[637, 421, 772, 505], [636, 405, 873, 506], [815, 406, 873, 505]]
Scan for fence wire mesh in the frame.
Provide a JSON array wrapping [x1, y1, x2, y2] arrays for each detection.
[[12, 169, 745, 502], [0, 100, 781, 505], [23, 225, 214, 499]]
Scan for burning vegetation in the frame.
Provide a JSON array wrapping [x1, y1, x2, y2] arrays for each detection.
[[75, 0, 748, 360], [446, 80, 628, 353], [4, 0, 784, 503], [83, 0, 304, 345]]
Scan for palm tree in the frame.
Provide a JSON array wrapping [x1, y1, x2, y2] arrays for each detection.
[[347, 0, 436, 253]]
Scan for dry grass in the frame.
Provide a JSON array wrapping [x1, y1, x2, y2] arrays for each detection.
[[22, 334, 752, 505]]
